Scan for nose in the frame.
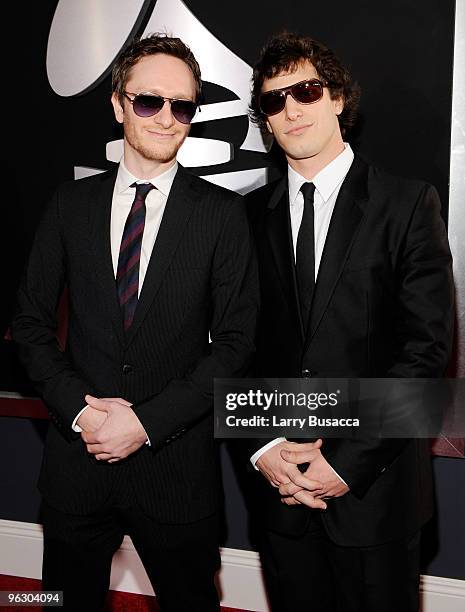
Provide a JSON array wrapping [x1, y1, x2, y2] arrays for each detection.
[[284, 92, 303, 121], [154, 99, 175, 128]]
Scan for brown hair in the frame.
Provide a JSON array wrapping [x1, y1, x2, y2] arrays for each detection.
[[250, 32, 360, 135], [112, 33, 202, 104]]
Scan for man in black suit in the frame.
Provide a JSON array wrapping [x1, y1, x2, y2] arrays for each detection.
[[12, 34, 258, 612], [245, 32, 453, 611]]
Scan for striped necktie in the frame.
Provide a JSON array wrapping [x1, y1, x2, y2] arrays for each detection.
[[116, 182, 154, 330], [296, 182, 316, 333]]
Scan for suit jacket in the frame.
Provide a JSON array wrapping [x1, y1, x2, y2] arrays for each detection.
[[245, 155, 454, 547], [12, 164, 259, 523]]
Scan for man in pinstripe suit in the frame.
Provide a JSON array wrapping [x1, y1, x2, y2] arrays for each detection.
[[12, 34, 258, 612]]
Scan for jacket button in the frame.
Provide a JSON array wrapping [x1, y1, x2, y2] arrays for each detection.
[[122, 364, 133, 374], [302, 369, 312, 377]]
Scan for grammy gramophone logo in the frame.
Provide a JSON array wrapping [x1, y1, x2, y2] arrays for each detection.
[[46, 0, 271, 194]]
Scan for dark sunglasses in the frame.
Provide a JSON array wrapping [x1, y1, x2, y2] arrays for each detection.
[[123, 92, 199, 124], [259, 78, 327, 117]]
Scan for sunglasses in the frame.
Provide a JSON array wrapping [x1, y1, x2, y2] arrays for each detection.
[[259, 78, 327, 117], [123, 92, 199, 124]]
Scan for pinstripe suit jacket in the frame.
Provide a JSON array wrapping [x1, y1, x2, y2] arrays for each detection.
[[12, 164, 259, 522]]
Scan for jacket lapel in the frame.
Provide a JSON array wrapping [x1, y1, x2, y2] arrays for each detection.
[[305, 156, 369, 349], [125, 165, 197, 346], [266, 177, 305, 340], [90, 168, 126, 346]]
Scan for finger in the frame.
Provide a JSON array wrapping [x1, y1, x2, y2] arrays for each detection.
[[81, 431, 93, 443], [95, 453, 114, 461], [82, 430, 106, 444], [314, 491, 331, 499], [279, 482, 302, 496], [293, 439, 323, 450], [288, 472, 324, 491], [280, 448, 319, 464], [84, 395, 108, 411], [326, 487, 347, 499], [267, 476, 284, 487], [294, 490, 327, 510], [84, 394, 99, 405], [315, 482, 348, 498], [115, 398, 132, 406], [102, 397, 132, 407], [283, 439, 323, 453], [86, 443, 108, 454], [259, 471, 282, 488], [281, 496, 301, 505]]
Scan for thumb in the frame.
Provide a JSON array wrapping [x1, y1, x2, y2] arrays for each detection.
[[280, 448, 318, 464], [286, 439, 323, 453], [85, 395, 107, 411]]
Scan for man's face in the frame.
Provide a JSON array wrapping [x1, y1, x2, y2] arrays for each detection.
[[111, 53, 196, 166], [262, 60, 344, 167]]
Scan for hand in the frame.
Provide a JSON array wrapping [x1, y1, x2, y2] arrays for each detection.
[[76, 397, 131, 432], [281, 444, 349, 507], [76, 406, 107, 433], [256, 440, 326, 510], [81, 395, 147, 462]]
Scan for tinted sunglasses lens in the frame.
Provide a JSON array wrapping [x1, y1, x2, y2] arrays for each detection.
[[132, 94, 164, 117], [170, 100, 197, 124], [260, 91, 285, 116], [292, 80, 323, 104], [260, 80, 324, 116]]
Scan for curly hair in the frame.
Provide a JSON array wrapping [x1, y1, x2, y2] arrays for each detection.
[[112, 33, 202, 105], [250, 32, 360, 135]]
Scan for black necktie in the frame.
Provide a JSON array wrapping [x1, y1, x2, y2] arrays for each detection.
[[116, 182, 154, 330], [296, 182, 316, 332]]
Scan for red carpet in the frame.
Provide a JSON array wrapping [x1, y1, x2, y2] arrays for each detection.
[[0, 575, 251, 611]]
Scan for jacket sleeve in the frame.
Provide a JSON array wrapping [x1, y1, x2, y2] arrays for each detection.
[[132, 196, 260, 448], [11, 188, 91, 440], [325, 183, 454, 498]]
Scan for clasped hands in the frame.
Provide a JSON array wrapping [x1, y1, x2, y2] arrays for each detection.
[[76, 395, 148, 462], [256, 439, 349, 509]]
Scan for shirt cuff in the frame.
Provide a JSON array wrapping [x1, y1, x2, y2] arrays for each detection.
[[72, 405, 89, 432], [250, 437, 287, 470]]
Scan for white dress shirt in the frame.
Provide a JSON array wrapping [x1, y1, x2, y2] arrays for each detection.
[[72, 159, 178, 433], [110, 159, 178, 293], [250, 144, 354, 481]]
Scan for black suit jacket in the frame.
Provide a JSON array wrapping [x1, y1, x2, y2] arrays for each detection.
[[12, 164, 259, 523], [245, 156, 454, 547]]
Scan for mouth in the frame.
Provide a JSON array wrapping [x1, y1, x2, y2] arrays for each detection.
[[146, 130, 176, 140], [285, 123, 313, 136]]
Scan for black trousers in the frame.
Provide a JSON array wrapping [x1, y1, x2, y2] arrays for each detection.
[[41, 495, 221, 612], [260, 513, 421, 612]]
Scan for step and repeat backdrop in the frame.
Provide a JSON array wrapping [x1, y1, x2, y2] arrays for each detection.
[[0, 0, 464, 581]]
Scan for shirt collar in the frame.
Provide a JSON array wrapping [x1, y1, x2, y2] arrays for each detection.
[[288, 143, 354, 206], [115, 159, 178, 198]]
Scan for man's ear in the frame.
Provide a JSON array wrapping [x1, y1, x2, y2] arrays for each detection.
[[334, 96, 344, 116], [265, 119, 273, 134], [111, 92, 124, 124]]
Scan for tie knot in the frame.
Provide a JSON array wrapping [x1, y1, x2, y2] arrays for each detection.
[[300, 182, 315, 201], [132, 182, 155, 200]]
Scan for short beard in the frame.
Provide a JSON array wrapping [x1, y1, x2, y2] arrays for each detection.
[[124, 121, 185, 164], [134, 140, 179, 164]]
